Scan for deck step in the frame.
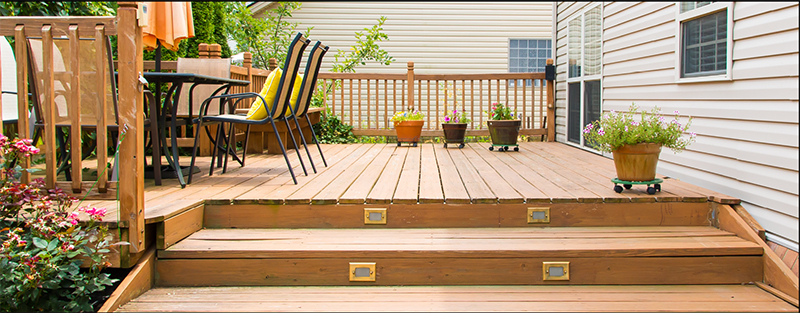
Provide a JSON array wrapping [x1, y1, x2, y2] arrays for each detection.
[[155, 227, 763, 286], [118, 285, 797, 312]]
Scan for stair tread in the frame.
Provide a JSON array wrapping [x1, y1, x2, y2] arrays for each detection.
[[119, 285, 797, 312], [160, 227, 763, 259]]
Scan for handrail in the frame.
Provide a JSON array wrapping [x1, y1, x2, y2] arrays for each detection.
[[315, 61, 555, 139], [0, 3, 146, 253]]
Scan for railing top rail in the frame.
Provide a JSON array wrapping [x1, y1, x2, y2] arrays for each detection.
[[0, 16, 117, 37], [317, 72, 546, 81]]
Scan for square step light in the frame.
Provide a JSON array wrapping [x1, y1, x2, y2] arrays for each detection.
[[349, 262, 376, 282], [364, 208, 387, 225], [543, 261, 570, 281], [528, 207, 550, 224]]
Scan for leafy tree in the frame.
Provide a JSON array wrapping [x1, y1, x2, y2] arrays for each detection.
[[0, 2, 115, 17], [226, 2, 311, 69]]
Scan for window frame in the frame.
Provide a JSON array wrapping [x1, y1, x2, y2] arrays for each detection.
[[674, 2, 734, 83], [565, 4, 603, 149], [508, 38, 552, 87]]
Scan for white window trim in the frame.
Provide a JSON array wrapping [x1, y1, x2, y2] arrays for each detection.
[[674, 2, 734, 83], [565, 4, 603, 150]]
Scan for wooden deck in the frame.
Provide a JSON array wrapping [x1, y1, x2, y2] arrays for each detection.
[[83, 142, 739, 226]]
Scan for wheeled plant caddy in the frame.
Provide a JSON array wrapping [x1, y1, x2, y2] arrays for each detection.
[[611, 177, 663, 195]]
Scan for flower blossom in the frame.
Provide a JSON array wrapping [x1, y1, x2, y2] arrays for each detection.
[[631, 121, 639, 126], [598, 128, 605, 136]]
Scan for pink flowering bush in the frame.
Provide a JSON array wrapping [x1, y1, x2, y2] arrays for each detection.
[[583, 103, 696, 153], [0, 134, 117, 312], [443, 109, 470, 124]]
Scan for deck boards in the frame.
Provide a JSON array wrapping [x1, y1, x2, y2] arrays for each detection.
[[119, 285, 797, 312], [79, 142, 739, 225]]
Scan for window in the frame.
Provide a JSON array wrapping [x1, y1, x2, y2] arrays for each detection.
[[509, 39, 551, 87], [566, 5, 602, 147], [676, 2, 732, 81]]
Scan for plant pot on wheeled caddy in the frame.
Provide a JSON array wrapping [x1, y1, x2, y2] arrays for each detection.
[[394, 120, 424, 147], [487, 120, 521, 151], [442, 123, 467, 148], [611, 143, 663, 195]]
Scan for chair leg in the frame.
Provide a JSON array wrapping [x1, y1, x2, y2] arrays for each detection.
[[209, 122, 224, 177], [306, 114, 327, 167], [222, 121, 235, 174], [292, 116, 316, 174], [270, 119, 297, 185], [188, 123, 203, 185], [242, 124, 251, 167], [283, 118, 307, 176]]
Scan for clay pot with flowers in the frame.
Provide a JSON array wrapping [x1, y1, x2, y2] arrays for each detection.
[[485, 102, 521, 151], [441, 109, 471, 148], [583, 104, 696, 190], [391, 108, 425, 147]]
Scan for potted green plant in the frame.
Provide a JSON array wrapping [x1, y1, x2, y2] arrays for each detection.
[[486, 102, 521, 151], [391, 108, 425, 147], [442, 109, 470, 148], [584, 104, 696, 191]]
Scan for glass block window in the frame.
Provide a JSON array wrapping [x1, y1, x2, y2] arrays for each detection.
[[681, 9, 727, 77], [509, 39, 552, 87]]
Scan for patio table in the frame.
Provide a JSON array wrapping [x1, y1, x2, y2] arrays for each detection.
[[142, 72, 249, 188]]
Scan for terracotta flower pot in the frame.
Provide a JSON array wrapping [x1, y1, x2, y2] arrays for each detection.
[[611, 143, 662, 181], [442, 123, 467, 143], [394, 120, 424, 144], [487, 120, 521, 146]]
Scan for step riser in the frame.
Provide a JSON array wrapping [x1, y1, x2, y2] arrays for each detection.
[[155, 256, 761, 287], [202, 202, 712, 229]]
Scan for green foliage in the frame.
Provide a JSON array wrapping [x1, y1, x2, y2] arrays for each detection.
[[486, 102, 517, 121], [227, 2, 310, 69], [0, 135, 119, 312], [312, 109, 357, 144], [391, 108, 425, 122], [0, 2, 115, 17], [583, 103, 696, 153], [178, 2, 231, 59], [331, 16, 394, 73]]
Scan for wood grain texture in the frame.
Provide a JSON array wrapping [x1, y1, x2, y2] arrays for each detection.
[[155, 256, 761, 287], [717, 205, 799, 302], [98, 246, 155, 312], [201, 202, 712, 229], [157, 205, 203, 249], [120, 285, 798, 312]]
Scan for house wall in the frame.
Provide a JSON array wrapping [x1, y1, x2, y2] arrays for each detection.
[[251, 2, 553, 74], [554, 2, 799, 249]]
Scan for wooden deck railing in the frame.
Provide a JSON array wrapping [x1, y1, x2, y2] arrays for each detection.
[[0, 2, 146, 253], [317, 61, 555, 140]]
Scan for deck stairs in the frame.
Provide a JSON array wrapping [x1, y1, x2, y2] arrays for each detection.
[[117, 200, 798, 312]]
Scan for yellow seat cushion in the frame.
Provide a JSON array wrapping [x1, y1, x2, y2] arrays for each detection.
[[246, 69, 304, 120]]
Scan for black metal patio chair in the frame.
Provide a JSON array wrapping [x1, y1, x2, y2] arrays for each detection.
[[285, 41, 330, 170], [188, 33, 311, 185]]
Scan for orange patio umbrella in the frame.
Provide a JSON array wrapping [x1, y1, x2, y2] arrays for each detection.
[[142, 2, 195, 52]]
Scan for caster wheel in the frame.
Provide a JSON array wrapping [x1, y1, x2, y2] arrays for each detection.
[[413, 142, 418, 147], [459, 143, 465, 149], [444, 143, 448, 148], [624, 184, 632, 190], [654, 183, 661, 192], [514, 147, 519, 151], [489, 146, 494, 151], [397, 142, 401, 147], [504, 146, 509, 151], [647, 186, 656, 195], [614, 185, 623, 193]]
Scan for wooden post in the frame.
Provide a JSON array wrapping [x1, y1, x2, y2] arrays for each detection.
[[208, 44, 221, 59], [42, 26, 57, 189], [546, 58, 555, 142], [243, 52, 252, 93], [407, 61, 415, 111], [198, 43, 209, 59], [68, 25, 83, 193], [12, 26, 31, 182], [268, 58, 277, 71], [95, 25, 109, 193], [117, 2, 145, 253]]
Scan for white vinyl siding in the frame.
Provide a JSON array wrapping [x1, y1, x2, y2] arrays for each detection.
[[252, 2, 553, 74], [554, 1, 799, 247]]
